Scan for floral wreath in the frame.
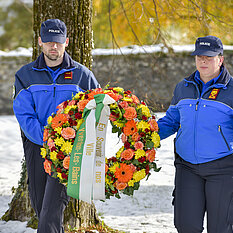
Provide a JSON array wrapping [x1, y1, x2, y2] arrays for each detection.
[[41, 86, 161, 199]]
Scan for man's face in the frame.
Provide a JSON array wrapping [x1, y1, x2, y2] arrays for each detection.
[[38, 37, 69, 62], [195, 55, 224, 80]]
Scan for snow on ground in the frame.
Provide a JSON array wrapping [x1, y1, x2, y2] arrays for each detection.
[[0, 44, 233, 57], [0, 114, 207, 233]]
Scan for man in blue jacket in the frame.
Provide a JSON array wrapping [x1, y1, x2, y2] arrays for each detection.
[[13, 19, 99, 233], [158, 36, 233, 233]]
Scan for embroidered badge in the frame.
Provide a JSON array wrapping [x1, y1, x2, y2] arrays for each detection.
[[209, 88, 220, 99], [64, 72, 72, 79]]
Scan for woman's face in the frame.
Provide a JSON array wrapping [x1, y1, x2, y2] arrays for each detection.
[[195, 55, 224, 81]]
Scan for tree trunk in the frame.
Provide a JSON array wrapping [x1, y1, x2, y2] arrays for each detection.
[[2, 0, 100, 231]]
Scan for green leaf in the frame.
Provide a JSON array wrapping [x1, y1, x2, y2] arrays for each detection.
[[123, 186, 134, 196], [115, 193, 121, 199], [134, 182, 140, 190], [145, 141, 154, 149], [151, 162, 161, 172]]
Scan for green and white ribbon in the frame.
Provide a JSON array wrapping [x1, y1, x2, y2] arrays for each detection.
[[67, 94, 115, 203]]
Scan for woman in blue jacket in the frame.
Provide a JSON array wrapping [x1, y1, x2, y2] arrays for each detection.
[[158, 36, 233, 233]]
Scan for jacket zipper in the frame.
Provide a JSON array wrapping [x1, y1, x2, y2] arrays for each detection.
[[218, 125, 230, 150]]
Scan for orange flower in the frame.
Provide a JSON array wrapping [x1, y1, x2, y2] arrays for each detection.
[[149, 119, 159, 132], [131, 94, 140, 104], [109, 113, 118, 122], [77, 99, 89, 112], [119, 101, 128, 109], [132, 132, 140, 142], [115, 163, 134, 183], [48, 138, 55, 150], [121, 133, 128, 143], [63, 156, 70, 169], [123, 120, 137, 136], [129, 164, 136, 173], [123, 107, 137, 120], [56, 101, 65, 113], [134, 141, 144, 150], [105, 164, 109, 174], [106, 92, 121, 101], [146, 149, 156, 162], [121, 149, 134, 160], [68, 99, 77, 106], [88, 89, 104, 100], [61, 127, 76, 139], [43, 128, 49, 142], [44, 159, 52, 175], [51, 114, 69, 129], [115, 181, 127, 190]]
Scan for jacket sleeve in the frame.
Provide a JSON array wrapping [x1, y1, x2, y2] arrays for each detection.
[[88, 70, 100, 89], [13, 73, 44, 145], [157, 85, 180, 140]]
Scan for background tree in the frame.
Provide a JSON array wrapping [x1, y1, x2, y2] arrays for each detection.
[[1, 0, 103, 231], [0, 0, 232, 51]]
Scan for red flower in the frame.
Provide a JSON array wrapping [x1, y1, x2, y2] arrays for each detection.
[[50, 147, 56, 152], [57, 168, 62, 173], [142, 115, 148, 121], [124, 141, 131, 149], [125, 90, 132, 95], [75, 112, 82, 119], [57, 151, 65, 160], [62, 173, 68, 180], [138, 157, 146, 163], [69, 110, 74, 116]]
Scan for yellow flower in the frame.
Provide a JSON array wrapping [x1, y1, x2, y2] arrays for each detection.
[[122, 96, 133, 102], [116, 146, 124, 158], [113, 87, 124, 93], [137, 104, 151, 118], [135, 149, 146, 159], [74, 92, 85, 100], [109, 162, 120, 173], [137, 121, 150, 132], [133, 169, 146, 182], [61, 141, 73, 154], [64, 105, 77, 114], [57, 172, 62, 180], [50, 151, 58, 161], [110, 103, 118, 109], [112, 120, 124, 128], [105, 176, 113, 185], [47, 116, 53, 124], [128, 179, 135, 187], [54, 137, 65, 146], [76, 119, 84, 131], [40, 148, 47, 158], [151, 132, 160, 148], [54, 127, 62, 134]]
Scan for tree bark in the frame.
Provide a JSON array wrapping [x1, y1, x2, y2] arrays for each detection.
[[2, 0, 100, 231]]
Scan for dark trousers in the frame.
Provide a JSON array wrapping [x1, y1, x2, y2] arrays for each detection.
[[22, 133, 70, 233], [174, 154, 233, 233]]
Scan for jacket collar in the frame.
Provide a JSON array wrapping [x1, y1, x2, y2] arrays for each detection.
[[185, 65, 231, 87], [33, 51, 76, 70]]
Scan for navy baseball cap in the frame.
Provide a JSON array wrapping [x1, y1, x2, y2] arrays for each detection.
[[40, 19, 67, 44], [191, 35, 223, 57]]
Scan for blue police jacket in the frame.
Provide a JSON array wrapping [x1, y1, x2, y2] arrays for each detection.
[[158, 65, 233, 164], [13, 51, 99, 146]]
